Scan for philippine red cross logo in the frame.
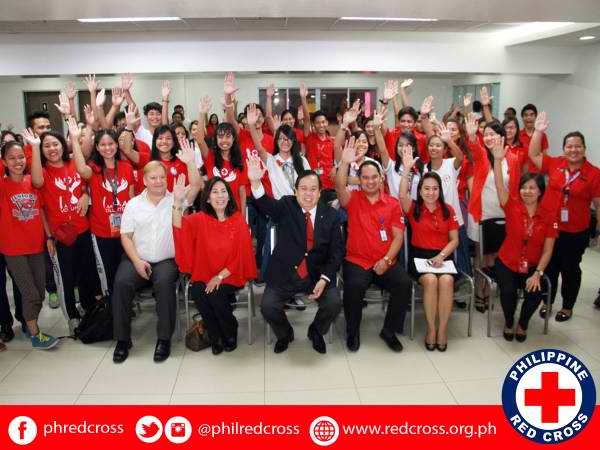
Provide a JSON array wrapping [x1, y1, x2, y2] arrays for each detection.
[[502, 349, 595, 444]]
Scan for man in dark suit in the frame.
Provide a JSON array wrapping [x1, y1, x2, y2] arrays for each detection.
[[247, 155, 343, 354]]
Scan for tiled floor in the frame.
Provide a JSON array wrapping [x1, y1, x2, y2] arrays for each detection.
[[1, 250, 599, 405]]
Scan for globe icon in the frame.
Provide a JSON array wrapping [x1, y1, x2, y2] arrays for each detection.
[[313, 420, 336, 442]]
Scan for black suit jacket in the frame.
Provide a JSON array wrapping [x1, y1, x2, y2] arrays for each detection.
[[255, 194, 344, 289]]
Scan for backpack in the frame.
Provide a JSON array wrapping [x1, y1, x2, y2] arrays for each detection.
[[76, 299, 113, 344]]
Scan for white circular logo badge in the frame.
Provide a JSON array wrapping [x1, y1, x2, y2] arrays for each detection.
[[8, 416, 37, 445], [164, 416, 192, 444], [135, 415, 163, 443], [309, 416, 339, 447]]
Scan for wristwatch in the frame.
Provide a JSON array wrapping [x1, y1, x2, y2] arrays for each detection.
[[536, 269, 544, 276], [383, 256, 393, 266], [217, 274, 225, 281]]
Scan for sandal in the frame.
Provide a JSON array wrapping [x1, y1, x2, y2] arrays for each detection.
[[555, 310, 572, 322], [475, 295, 489, 313]]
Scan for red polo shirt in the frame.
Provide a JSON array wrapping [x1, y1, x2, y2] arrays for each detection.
[[520, 129, 548, 152], [384, 127, 428, 163], [407, 201, 459, 250], [540, 155, 600, 233], [498, 197, 558, 272], [345, 190, 405, 269], [305, 133, 335, 190]]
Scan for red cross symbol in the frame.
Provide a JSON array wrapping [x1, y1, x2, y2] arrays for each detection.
[[524, 371, 576, 423]]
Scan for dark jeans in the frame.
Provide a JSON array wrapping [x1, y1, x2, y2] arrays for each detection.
[[546, 230, 588, 310], [342, 260, 412, 336], [191, 282, 240, 343], [55, 230, 102, 319], [92, 235, 124, 302], [261, 274, 342, 340], [45, 249, 57, 294], [495, 259, 544, 330], [0, 254, 23, 327], [112, 258, 179, 341]]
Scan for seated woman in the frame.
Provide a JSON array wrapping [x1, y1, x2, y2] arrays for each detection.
[[399, 148, 459, 352], [492, 136, 557, 342], [173, 177, 256, 355]]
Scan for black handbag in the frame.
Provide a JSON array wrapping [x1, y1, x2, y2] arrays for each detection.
[[185, 314, 210, 351], [76, 299, 113, 344]]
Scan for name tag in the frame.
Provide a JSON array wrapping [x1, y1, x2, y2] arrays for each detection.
[[109, 213, 122, 237], [379, 229, 388, 242], [560, 208, 569, 223]]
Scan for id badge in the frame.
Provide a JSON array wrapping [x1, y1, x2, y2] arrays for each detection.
[[560, 208, 569, 223], [518, 257, 528, 274], [379, 229, 388, 242], [109, 213, 122, 237], [315, 167, 323, 176]]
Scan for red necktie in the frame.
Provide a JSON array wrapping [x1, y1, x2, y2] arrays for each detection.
[[297, 212, 314, 279]]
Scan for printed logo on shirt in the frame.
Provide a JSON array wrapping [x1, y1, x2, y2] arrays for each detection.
[[11, 193, 39, 221], [170, 166, 178, 176], [212, 166, 237, 183], [502, 349, 595, 444], [101, 178, 129, 212], [54, 173, 82, 213]]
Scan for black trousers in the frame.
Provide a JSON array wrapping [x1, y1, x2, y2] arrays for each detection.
[[546, 230, 589, 310], [191, 282, 240, 343], [93, 236, 124, 302], [112, 258, 179, 342], [55, 230, 102, 319], [495, 259, 544, 330], [44, 249, 57, 294], [342, 260, 412, 336], [0, 254, 23, 327], [261, 274, 342, 340]]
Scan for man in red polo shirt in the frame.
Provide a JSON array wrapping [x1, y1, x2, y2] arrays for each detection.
[[520, 103, 549, 151], [336, 137, 412, 353], [23, 112, 51, 170]]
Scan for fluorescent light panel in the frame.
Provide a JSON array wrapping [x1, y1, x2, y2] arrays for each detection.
[[579, 35, 596, 40], [78, 17, 181, 23], [340, 17, 438, 22]]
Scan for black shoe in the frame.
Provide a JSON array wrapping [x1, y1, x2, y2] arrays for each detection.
[[153, 339, 171, 362], [113, 340, 132, 363], [346, 333, 360, 352], [539, 305, 548, 319], [425, 341, 436, 351], [454, 301, 467, 310], [274, 333, 294, 354], [436, 343, 448, 352], [555, 310, 572, 322], [594, 293, 600, 309], [515, 333, 527, 342], [0, 324, 15, 343], [223, 336, 237, 352], [307, 324, 326, 354], [503, 329, 515, 342], [379, 329, 403, 352], [211, 338, 224, 355]]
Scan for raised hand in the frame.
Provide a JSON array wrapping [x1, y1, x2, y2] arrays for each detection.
[[199, 95, 212, 114], [54, 92, 71, 116], [83, 104, 96, 127], [96, 88, 106, 107], [480, 86, 493, 106], [420, 96, 434, 116], [266, 83, 275, 97], [121, 73, 134, 91], [400, 78, 414, 89], [161, 80, 171, 101], [21, 128, 40, 146], [84, 74, 98, 92], [223, 72, 239, 96], [297, 106, 304, 122], [402, 146, 415, 170], [64, 81, 77, 99], [465, 113, 478, 137], [176, 138, 195, 165], [342, 108, 358, 127], [462, 93, 473, 109], [383, 80, 399, 101], [125, 105, 141, 130], [246, 103, 259, 126], [373, 106, 387, 127], [437, 121, 452, 143], [272, 114, 281, 130], [299, 82, 308, 98], [112, 87, 125, 107], [67, 117, 81, 141], [341, 137, 357, 164], [535, 111, 549, 133], [172, 174, 188, 206], [247, 154, 266, 182], [491, 136, 506, 160]]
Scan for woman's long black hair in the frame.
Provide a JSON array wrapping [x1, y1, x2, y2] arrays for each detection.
[[212, 123, 244, 172], [413, 172, 450, 222], [151, 125, 180, 162], [273, 124, 306, 177], [446, 117, 473, 163], [90, 129, 121, 172], [483, 121, 506, 168], [200, 176, 238, 218], [39, 131, 70, 165], [395, 131, 424, 175]]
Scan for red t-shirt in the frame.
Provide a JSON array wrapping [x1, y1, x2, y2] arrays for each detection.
[[294, 128, 305, 145], [87, 161, 135, 238], [304, 133, 335, 190], [130, 140, 151, 194], [498, 197, 558, 272], [23, 144, 33, 172], [204, 151, 249, 210], [0, 175, 45, 256], [407, 201, 459, 250], [238, 128, 274, 197], [136, 151, 188, 192], [457, 157, 473, 202], [540, 155, 600, 233], [40, 160, 89, 236], [520, 129, 548, 152], [384, 128, 428, 163], [345, 191, 405, 269]]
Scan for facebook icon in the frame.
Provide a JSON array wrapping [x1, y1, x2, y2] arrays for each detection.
[[8, 416, 37, 445]]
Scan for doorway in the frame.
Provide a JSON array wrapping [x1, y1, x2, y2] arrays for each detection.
[[23, 91, 64, 134]]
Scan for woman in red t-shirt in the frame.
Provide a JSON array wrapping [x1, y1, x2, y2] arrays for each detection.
[[25, 127, 101, 329], [71, 120, 135, 301], [492, 139, 557, 341], [206, 113, 219, 139], [399, 150, 459, 352], [173, 176, 256, 355], [0, 140, 58, 349]]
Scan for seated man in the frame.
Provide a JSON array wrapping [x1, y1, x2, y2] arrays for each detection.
[[335, 138, 412, 353], [247, 155, 343, 354], [112, 159, 201, 363]]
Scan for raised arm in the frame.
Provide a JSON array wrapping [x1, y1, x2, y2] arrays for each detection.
[[177, 138, 203, 204], [438, 121, 464, 169], [119, 119, 140, 165], [67, 117, 92, 180], [373, 107, 391, 168], [22, 129, 44, 188], [299, 82, 311, 137], [54, 91, 72, 123], [528, 111, 548, 170], [334, 100, 359, 163], [64, 82, 78, 122], [399, 78, 413, 108], [264, 83, 277, 134], [121, 73, 139, 129], [246, 103, 270, 163], [398, 146, 415, 213], [462, 93, 473, 117], [247, 154, 285, 221], [223, 72, 240, 135], [197, 96, 212, 161], [105, 87, 125, 129], [492, 136, 509, 207], [171, 174, 188, 229], [419, 96, 435, 139], [480, 86, 494, 123], [81, 104, 96, 160], [161, 80, 171, 126], [335, 137, 357, 208]]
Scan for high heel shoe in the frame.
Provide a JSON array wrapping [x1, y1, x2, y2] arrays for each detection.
[[425, 341, 436, 351], [436, 343, 448, 352]]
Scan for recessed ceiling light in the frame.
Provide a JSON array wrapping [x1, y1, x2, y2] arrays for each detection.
[[78, 17, 181, 23], [339, 17, 438, 22], [579, 35, 596, 40]]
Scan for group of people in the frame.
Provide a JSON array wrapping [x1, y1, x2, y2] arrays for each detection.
[[0, 72, 598, 360]]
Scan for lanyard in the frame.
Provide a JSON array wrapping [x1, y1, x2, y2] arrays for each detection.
[[561, 169, 581, 205], [104, 162, 119, 210], [520, 211, 535, 254]]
